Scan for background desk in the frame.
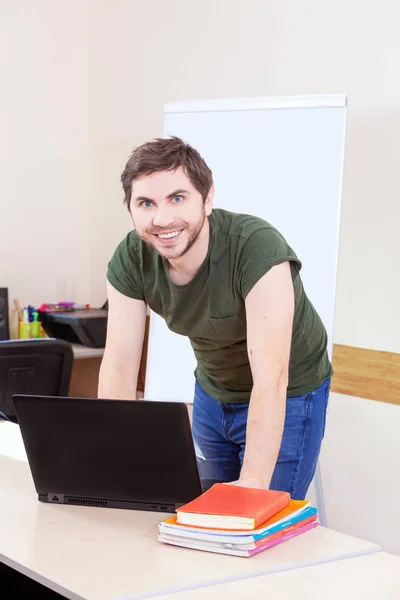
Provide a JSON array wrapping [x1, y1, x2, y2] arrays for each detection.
[[68, 339, 147, 399], [71, 344, 105, 360], [69, 344, 104, 399], [0, 421, 381, 600]]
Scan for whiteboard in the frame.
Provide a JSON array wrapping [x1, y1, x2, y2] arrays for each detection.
[[144, 95, 347, 403]]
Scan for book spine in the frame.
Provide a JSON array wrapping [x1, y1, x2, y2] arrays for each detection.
[[252, 515, 317, 548], [253, 506, 318, 541], [249, 521, 319, 556]]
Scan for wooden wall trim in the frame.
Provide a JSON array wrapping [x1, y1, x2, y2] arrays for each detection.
[[332, 344, 400, 406]]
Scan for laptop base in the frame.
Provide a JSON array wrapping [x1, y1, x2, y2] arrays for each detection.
[[39, 493, 177, 513]]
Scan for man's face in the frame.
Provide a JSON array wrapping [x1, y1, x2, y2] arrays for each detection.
[[130, 167, 213, 260]]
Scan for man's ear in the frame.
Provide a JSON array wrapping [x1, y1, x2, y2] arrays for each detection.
[[205, 185, 214, 216]]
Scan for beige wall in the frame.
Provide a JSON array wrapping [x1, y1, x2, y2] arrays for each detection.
[[0, 1, 90, 311], [1, 0, 399, 554]]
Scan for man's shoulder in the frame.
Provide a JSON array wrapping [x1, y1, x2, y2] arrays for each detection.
[[113, 229, 152, 263], [211, 208, 282, 242], [107, 229, 159, 300], [210, 208, 300, 268]]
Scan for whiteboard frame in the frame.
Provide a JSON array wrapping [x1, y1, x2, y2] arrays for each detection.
[[165, 94, 347, 114]]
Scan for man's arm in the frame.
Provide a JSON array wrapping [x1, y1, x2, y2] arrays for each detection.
[[238, 261, 294, 489], [98, 281, 147, 400]]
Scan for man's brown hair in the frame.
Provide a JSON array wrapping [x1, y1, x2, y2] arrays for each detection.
[[121, 136, 213, 210]]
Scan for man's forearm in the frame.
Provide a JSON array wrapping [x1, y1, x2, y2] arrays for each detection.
[[239, 382, 286, 489], [98, 353, 139, 400]]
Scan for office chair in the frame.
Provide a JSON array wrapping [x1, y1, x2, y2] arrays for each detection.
[[0, 339, 73, 422]]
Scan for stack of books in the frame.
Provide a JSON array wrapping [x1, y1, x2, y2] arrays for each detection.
[[158, 484, 318, 557]]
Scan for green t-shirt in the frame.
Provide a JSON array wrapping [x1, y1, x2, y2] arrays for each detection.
[[107, 208, 333, 402]]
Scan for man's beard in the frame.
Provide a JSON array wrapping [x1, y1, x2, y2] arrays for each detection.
[[139, 209, 206, 260]]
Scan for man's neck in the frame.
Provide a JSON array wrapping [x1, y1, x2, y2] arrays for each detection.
[[168, 218, 210, 284]]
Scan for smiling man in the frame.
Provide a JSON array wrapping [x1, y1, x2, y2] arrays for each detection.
[[98, 136, 333, 499]]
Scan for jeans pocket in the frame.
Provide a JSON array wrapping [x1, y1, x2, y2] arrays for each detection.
[[279, 394, 311, 462], [322, 380, 331, 436]]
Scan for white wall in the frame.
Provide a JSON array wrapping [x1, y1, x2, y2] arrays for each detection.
[[320, 392, 400, 554], [1, 0, 399, 554], [0, 1, 90, 310]]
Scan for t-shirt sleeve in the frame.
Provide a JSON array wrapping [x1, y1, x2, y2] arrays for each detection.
[[238, 227, 302, 299], [106, 233, 145, 301]]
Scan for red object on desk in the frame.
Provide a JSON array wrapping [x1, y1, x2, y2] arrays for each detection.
[[176, 484, 291, 530]]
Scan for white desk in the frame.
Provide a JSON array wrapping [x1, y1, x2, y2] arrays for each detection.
[[71, 344, 104, 360], [0, 420, 27, 461], [152, 551, 400, 600], [0, 422, 381, 600]]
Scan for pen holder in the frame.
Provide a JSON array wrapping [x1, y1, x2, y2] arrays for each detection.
[[18, 321, 44, 339], [30, 321, 41, 338], [19, 321, 31, 339]]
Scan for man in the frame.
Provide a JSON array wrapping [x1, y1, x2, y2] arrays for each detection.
[[98, 136, 332, 500]]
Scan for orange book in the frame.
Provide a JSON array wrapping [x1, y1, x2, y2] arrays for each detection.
[[176, 483, 291, 530], [162, 499, 310, 535]]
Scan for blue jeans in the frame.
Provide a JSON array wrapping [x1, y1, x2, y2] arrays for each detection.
[[192, 378, 331, 500]]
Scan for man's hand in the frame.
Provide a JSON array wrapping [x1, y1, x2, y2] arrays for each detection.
[[224, 478, 266, 489]]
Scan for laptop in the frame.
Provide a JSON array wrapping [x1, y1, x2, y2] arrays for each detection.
[[13, 394, 202, 513]]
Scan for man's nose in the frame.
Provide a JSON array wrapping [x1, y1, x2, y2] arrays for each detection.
[[153, 206, 172, 228]]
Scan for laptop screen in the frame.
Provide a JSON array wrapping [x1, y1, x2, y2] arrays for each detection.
[[13, 395, 202, 511]]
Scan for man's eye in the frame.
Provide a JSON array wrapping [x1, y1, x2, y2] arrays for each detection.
[[172, 195, 183, 203], [141, 201, 153, 208]]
